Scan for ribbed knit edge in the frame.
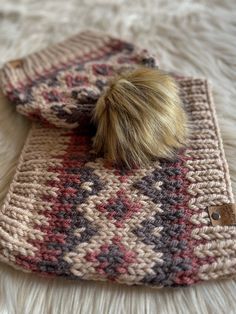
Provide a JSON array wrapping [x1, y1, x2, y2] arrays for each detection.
[[0, 77, 235, 286], [204, 80, 234, 203], [0, 30, 117, 92]]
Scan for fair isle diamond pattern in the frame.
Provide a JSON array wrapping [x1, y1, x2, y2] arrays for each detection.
[[0, 78, 235, 287], [0, 30, 235, 288], [0, 31, 157, 130], [65, 158, 163, 284]]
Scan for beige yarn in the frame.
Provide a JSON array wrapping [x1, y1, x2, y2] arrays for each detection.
[[0, 77, 235, 287]]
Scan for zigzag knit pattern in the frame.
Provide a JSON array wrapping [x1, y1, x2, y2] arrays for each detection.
[[0, 32, 235, 288]]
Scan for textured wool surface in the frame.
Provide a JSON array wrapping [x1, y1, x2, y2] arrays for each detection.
[[1, 59, 235, 287], [0, 0, 236, 314]]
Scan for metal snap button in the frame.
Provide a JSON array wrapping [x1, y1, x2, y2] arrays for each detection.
[[211, 212, 221, 220]]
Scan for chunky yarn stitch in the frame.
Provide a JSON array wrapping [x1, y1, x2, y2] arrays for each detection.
[[0, 31, 235, 288], [0, 31, 157, 129]]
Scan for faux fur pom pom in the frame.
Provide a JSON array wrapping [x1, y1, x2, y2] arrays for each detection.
[[92, 68, 188, 168]]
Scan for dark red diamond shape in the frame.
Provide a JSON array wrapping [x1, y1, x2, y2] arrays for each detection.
[[97, 189, 142, 227]]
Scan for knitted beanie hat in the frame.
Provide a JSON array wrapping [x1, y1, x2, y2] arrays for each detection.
[[1, 31, 157, 130], [0, 31, 235, 288]]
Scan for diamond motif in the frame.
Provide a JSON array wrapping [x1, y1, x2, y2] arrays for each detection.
[[85, 236, 136, 279], [97, 189, 142, 227]]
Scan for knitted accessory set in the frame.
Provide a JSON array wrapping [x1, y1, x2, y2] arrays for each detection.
[[0, 31, 235, 288]]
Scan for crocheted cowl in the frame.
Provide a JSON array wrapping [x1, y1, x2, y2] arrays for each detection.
[[0, 31, 235, 288]]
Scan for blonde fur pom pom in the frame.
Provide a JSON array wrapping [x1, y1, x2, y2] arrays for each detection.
[[92, 68, 188, 168]]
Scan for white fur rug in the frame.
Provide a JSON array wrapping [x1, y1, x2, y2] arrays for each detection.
[[0, 1, 236, 313]]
